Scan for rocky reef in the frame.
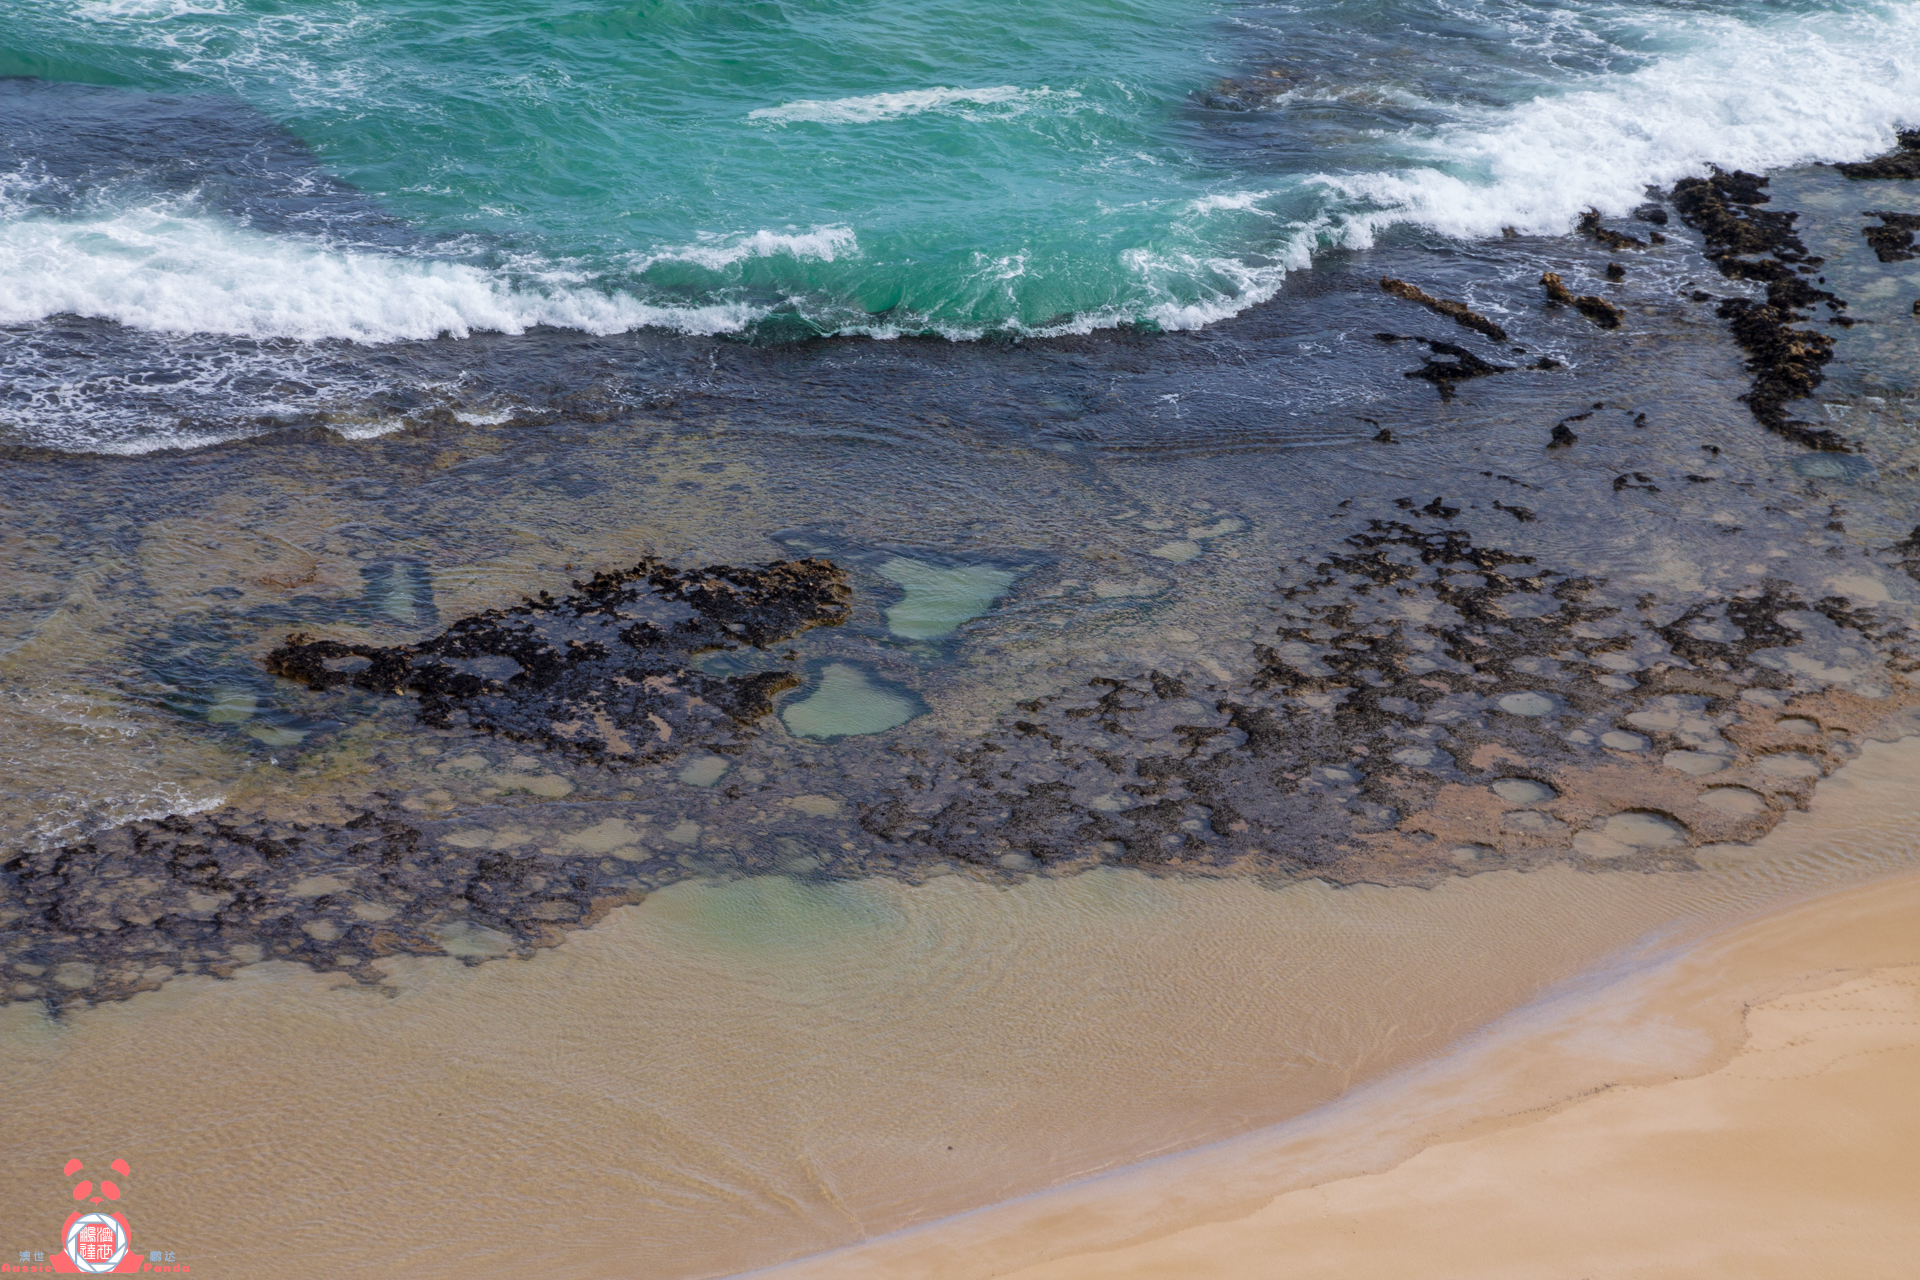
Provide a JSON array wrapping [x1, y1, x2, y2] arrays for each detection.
[[1669, 169, 1849, 451], [1539, 272, 1624, 329], [0, 805, 656, 1010], [1835, 130, 1920, 181], [854, 514, 1918, 880], [1377, 333, 1515, 400], [1378, 277, 1509, 342], [10, 498, 1914, 1012], [267, 557, 850, 760], [1862, 212, 1920, 263]]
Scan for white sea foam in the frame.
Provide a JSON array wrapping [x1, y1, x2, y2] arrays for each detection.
[[1120, 222, 1321, 333], [0, 203, 760, 342], [71, 0, 231, 20], [1328, 2, 1920, 245], [1184, 191, 1281, 218], [748, 86, 1077, 126], [630, 225, 858, 272]]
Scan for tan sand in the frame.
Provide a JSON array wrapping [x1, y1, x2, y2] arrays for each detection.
[[4, 740, 1916, 1279], [758, 746, 1920, 1280]]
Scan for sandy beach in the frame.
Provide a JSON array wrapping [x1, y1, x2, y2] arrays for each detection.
[[760, 736, 1920, 1280]]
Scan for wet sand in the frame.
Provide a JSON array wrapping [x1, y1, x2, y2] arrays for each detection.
[[758, 736, 1920, 1280], [1, 740, 1915, 1278]]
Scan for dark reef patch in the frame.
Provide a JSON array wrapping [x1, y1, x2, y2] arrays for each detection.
[[1669, 170, 1850, 451], [1376, 333, 1514, 400], [267, 557, 850, 761], [1539, 272, 1623, 329], [1862, 211, 1920, 263], [1578, 210, 1645, 252], [1835, 130, 1920, 180], [854, 518, 1914, 882], [1378, 277, 1509, 342], [0, 805, 661, 1011], [6, 503, 1917, 1010]]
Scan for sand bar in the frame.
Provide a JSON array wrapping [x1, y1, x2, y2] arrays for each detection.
[[758, 737, 1920, 1280]]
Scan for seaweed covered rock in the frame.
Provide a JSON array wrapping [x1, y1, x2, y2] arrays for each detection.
[[1379, 277, 1509, 342], [1862, 211, 1920, 262], [267, 557, 851, 761], [1669, 170, 1850, 450], [1578, 210, 1645, 251], [0, 805, 665, 1010], [1539, 272, 1623, 328], [1836, 130, 1920, 180], [1377, 333, 1513, 400]]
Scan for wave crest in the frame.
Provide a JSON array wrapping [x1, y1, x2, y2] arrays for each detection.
[[747, 86, 1078, 126]]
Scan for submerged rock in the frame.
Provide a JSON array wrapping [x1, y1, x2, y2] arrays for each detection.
[[0, 805, 658, 1010], [1539, 272, 1623, 329], [1378, 277, 1509, 342], [1578, 210, 1645, 251], [267, 557, 851, 761], [1835, 130, 1920, 180], [1862, 212, 1920, 263], [1379, 333, 1514, 400]]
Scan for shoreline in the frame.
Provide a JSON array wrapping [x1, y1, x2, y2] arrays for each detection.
[[752, 734, 1920, 1280]]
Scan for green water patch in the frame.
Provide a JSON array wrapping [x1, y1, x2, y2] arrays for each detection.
[[1791, 453, 1878, 484], [876, 557, 1018, 639], [638, 873, 912, 963], [360, 561, 436, 626], [780, 663, 923, 740]]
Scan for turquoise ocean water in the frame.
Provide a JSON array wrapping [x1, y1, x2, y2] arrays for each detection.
[[2, 0, 1918, 444]]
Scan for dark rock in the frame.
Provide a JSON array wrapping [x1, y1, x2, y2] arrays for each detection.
[[1671, 170, 1851, 451], [0, 804, 660, 1011], [1548, 423, 1578, 449], [1374, 428, 1397, 443], [267, 557, 851, 761], [1605, 263, 1626, 281], [1540, 273, 1623, 329], [1399, 338, 1515, 401], [1715, 298, 1843, 451], [1633, 204, 1670, 225], [1835, 130, 1920, 180], [1884, 527, 1920, 584], [1862, 211, 1920, 262], [1532, 356, 1564, 370], [1578, 210, 1645, 250], [1378, 277, 1509, 342]]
